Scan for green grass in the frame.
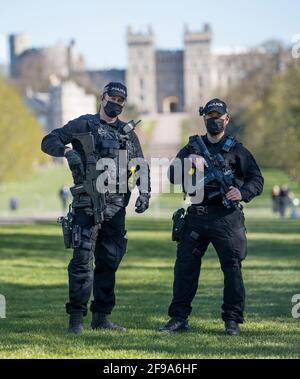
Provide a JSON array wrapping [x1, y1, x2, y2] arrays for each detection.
[[0, 216, 299, 358], [0, 165, 72, 217], [0, 167, 300, 358], [1, 164, 300, 218]]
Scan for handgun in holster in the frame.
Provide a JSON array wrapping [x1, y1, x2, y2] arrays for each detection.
[[71, 225, 81, 248], [57, 206, 74, 249], [172, 208, 186, 242]]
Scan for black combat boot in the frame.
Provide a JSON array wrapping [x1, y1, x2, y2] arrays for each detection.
[[68, 312, 84, 334], [91, 312, 126, 332], [159, 317, 189, 333], [224, 320, 240, 336]]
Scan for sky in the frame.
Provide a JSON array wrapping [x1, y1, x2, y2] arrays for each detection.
[[1, 0, 299, 69]]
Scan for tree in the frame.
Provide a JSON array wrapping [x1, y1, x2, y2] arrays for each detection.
[[0, 78, 48, 182], [242, 60, 300, 181]]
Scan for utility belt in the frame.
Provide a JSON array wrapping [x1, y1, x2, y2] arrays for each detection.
[[57, 192, 126, 249], [188, 202, 243, 216], [71, 187, 125, 209], [171, 203, 243, 243], [171, 206, 210, 243]]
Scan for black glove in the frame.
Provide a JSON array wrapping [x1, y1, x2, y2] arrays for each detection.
[[135, 194, 150, 214], [65, 150, 84, 185]]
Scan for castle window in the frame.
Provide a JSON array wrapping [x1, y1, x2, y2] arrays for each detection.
[[140, 78, 144, 90]]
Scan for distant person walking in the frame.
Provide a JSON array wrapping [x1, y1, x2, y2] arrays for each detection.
[[9, 197, 19, 212], [59, 185, 69, 212], [288, 192, 299, 219], [278, 185, 290, 218], [271, 185, 280, 214]]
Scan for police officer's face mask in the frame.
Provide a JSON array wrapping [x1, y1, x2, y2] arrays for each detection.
[[103, 100, 123, 118], [206, 117, 225, 135]]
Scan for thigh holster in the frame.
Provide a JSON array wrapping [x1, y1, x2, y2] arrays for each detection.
[[72, 225, 100, 252]]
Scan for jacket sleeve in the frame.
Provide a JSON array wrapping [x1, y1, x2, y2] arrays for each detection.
[[41, 117, 85, 157], [237, 146, 264, 203], [168, 145, 190, 185], [130, 130, 144, 159], [129, 131, 151, 195]]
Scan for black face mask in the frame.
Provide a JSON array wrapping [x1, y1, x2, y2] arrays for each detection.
[[103, 101, 123, 118], [206, 118, 225, 135]]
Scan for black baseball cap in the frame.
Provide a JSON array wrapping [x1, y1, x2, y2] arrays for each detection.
[[202, 98, 229, 115], [103, 82, 127, 100]]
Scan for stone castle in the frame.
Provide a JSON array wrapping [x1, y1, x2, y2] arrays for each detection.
[[126, 25, 290, 114], [126, 24, 212, 114], [9, 25, 290, 119]]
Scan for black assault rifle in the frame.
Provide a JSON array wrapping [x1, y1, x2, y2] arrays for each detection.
[[70, 132, 106, 225], [189, 136, 237, 209]]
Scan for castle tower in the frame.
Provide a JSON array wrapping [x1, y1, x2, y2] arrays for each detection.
[[126, 26, 157, 114], [9, 33, 28, 77], [184, 24, 212, 112], [67, 39, 76, 76]]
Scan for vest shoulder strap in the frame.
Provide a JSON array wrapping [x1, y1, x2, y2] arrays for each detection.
[[189, 135, 198, 144], [80, 114, 100, 135], [222, 136, 237, 153]]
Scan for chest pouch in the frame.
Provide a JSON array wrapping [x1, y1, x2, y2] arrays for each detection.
[[99, 139, 120, 158]]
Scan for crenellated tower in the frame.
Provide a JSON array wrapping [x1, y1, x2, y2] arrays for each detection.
[[126, 26, 157, 114], [184, 24, 212, 112]]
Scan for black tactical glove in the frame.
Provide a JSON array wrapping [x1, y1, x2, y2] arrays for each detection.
[[65, 150, 84, 185], [135, 193, 150, 214]]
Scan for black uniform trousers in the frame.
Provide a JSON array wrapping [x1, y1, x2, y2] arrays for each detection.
[[168, 205, 247, 324], [66, 207, 127, 317]]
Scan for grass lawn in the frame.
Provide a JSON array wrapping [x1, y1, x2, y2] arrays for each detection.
[[0, 215, 299, 358], [1, 166, 300, 218], [0, 165, 72, 217]]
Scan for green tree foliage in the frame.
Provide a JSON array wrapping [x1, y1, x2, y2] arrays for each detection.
[[0, 79, 48, 182], [242, 61, 300, 181], [223, 48, 284, 137]]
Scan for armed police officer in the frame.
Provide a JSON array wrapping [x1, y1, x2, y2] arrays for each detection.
[[41, 82, 151, 333], [160, 99, 264, 336]]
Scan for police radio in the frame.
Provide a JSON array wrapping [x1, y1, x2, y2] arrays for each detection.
[[122, 120, 142, 135]]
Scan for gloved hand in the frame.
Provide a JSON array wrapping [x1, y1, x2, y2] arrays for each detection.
[[65, 150, 84, 184], [135, 193, 150, 214]]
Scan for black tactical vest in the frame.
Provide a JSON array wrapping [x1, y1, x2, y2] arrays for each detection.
[[79, 114, 135, 207], [82, 114, 136, 162], [188, 134, 238, 204]]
